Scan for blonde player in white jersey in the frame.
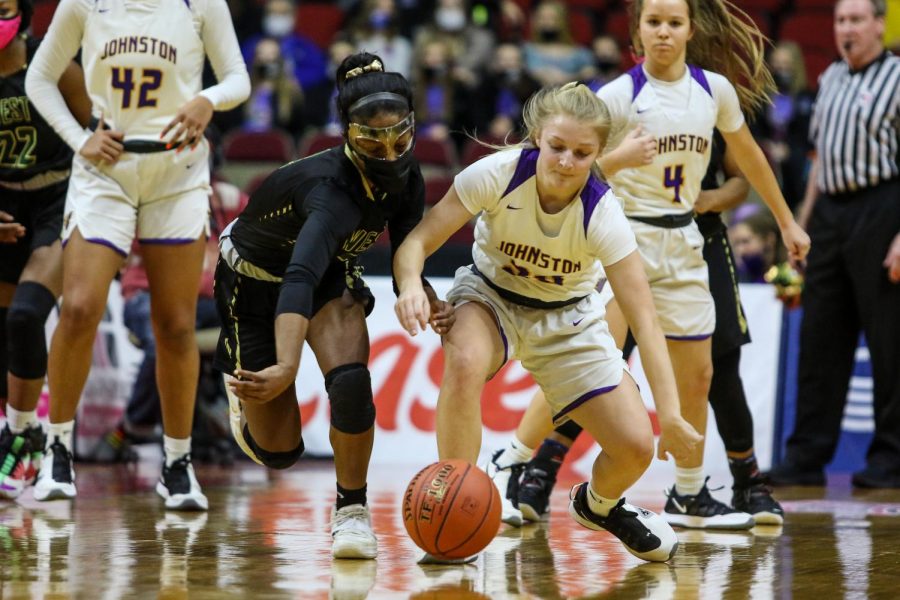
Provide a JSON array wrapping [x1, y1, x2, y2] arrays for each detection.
[[24, 0, 250, 509], [394, 83, 702, 563], [491, 0, 811, 531]]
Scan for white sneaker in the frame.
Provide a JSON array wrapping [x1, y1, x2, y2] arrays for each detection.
[[331, 504, 377, 559], [33, 438, 76, 501], [156, 455, 209, 511], [484, 449, 524, 527]]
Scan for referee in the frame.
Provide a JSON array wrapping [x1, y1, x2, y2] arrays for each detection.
[[770, 0, 900, 488]]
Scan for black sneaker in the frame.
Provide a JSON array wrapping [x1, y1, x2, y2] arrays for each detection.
[[34, 438, 76, 501], [732, 480, 784, 525], [0, 425, 33, 499], [664, 478, 754, 530], [24, 424, 47, 476], [156, 455, 208, 511], [518, 462, 556, 522], [568, 482, 678, 562]]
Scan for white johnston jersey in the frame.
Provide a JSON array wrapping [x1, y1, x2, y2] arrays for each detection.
[[597, 64, 744, 217], [27, 0, 249, 151], [454, 148, 637, 304]]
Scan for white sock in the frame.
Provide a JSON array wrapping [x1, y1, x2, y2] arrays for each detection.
[[675, 466, 705, 496], [6, 407, 38, 434], [587, 483, 620, 517], [495, 436, 534, 468], [164, 435, 191, 467], [49, 421, 74, 451]]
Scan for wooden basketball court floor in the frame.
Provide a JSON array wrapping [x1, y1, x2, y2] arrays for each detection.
[[1, 460, 899, 599]]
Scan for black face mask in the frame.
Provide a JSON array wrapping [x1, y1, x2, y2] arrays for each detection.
[[538, 28, 561, 43], [595, 58, 618, 74], [773, 71, 793, 92], [356, 149, 415, 195]]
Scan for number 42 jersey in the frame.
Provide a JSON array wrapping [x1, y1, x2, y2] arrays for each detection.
[[597, 64, 744, 218]]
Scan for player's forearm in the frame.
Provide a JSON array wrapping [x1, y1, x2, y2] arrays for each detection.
[[273, 312, 307, 374]]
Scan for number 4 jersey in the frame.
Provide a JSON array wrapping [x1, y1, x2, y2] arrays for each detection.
[[0, 37, 72, 183], [597, 64, 744, 217]]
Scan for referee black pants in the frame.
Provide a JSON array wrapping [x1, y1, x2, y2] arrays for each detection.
[[785, 179, 900, 471]]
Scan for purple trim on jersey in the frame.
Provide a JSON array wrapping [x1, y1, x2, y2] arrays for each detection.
[[63, 236, 128, 257], [484, 301, 510, 364], [580, 176, 610, 236], [139, 238, 200, 245], [553, 383, 620, 423], [666, 332, 713, 341], [183, 0, 191, 8], [628, 65, 647, 101], [501, 148, 539, 198], [689, 65, 713, 98]]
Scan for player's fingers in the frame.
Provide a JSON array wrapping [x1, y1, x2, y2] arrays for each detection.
[[0, 211, 13, 222]]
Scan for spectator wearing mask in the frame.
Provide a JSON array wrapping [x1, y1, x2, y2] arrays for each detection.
[[471, 43, 541, 140], [348, 0, 413, 78], [244, 38, 305, 133], [752, 41, 815, 211], [728, 206, 783, 284], [523, 1, 594, 86], [412, 38, 471, 143], [586, 34, 624, 92], [241, 0, 329, 92], [413, 0, 496, 88]]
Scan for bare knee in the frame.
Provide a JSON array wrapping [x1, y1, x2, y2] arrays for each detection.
[[443, 340, 493, 387], [617, 430, 655, 472], [152, 312, 195, 351], [682, 362, 713, 403], [57, 293, 106, 335]]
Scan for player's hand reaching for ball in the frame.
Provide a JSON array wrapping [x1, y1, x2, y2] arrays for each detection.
[[161, 95, 214, 153], [396, 287, 431, 336], [657, 416, 703, 463]]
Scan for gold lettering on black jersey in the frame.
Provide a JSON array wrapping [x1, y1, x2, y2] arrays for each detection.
[[0, 96, 32, 125]]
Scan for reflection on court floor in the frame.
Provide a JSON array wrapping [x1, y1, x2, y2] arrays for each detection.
[[1, 461, 898, 598]]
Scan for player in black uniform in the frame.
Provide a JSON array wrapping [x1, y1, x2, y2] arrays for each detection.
[[214, 52, 453, 559], [512, 133, 785, 526], [0, 0, 90, 500]]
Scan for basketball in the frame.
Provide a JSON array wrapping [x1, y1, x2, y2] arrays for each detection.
[[402, 459, 502, 559]]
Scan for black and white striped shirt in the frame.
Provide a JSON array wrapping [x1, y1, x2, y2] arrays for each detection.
[[810, 51, 899, 195]]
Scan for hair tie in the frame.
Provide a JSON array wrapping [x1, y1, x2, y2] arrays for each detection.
[[344, 59, 384, 80]]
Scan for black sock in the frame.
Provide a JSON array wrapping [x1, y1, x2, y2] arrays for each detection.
[[336, 483, 367, 510], [729, 454, 761, 488]]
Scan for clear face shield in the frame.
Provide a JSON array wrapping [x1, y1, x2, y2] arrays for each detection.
[[345, 92, 416, 194]]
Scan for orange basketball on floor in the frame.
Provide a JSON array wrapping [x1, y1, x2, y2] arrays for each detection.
[[402, 459, 501, 559]]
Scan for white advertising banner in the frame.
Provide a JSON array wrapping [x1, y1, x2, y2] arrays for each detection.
[[297, 278, 783, 484]]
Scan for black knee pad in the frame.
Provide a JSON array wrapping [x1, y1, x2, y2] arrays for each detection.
[[242, 424, 305, 469], [325, 363, 375, 434], [6, 282, 56, 379]]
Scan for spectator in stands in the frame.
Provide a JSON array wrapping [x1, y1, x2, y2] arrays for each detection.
[[471, 43, 540, 140], [242, 0, 329, 92], [523, 1, 595, 86], [316, 39, 358, 134], [413, 0, 496, 88], [586, 34, 624, 92], [348, 0, 413, 78], [752, 41, 815, 211], [728, 206, 783, 284], [244, 38, 305, 134], [411, 38, 471, 144]]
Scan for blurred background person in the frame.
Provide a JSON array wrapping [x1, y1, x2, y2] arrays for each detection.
[[348, 0, 413, 78], [244, 37, 305, 133], [241, 0, 328, 94], [413, 0, 496, 89], [586, 34, 624, 92], [752, 41, 815, 211], [522, 0, 594, 86], [411, 37, 472, 144], [729, 206, 784, 284], [471, 42, 540, 140]]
